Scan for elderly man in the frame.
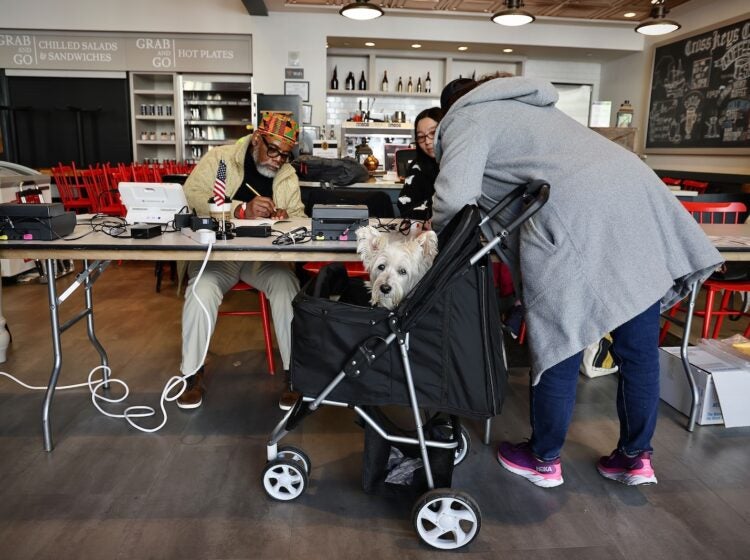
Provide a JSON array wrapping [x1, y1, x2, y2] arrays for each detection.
[[178, 111, 305, 409]]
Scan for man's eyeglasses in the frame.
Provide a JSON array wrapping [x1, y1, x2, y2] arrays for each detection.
[[261, 135, 292, 162], [415, 130, 436, 144]]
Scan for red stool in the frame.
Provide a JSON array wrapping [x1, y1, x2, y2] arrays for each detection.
[[302, 261, 369, 278], [218, 281, 275, 375]]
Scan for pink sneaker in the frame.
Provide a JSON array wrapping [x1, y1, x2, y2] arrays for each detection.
[[497, 441, 563, 488], [597, 449, 657, 486]]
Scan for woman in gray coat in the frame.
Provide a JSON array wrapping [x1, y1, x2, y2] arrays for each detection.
[[431, 75, 722, 488]]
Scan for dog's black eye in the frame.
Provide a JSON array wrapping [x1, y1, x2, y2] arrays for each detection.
[[398, 268, 407, 275], [377, 264, 385, 271]]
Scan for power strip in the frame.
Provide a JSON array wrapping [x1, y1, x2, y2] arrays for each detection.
[[181, 228, 216, 244]]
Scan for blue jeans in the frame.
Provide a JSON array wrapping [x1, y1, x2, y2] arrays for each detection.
[[529, 301, 661, 461]]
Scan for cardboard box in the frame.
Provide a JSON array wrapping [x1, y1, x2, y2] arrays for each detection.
[[659, 347, 750, 427]]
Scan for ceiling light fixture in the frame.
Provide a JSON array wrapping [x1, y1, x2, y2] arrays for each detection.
[[491, 0, 535, 27], [339, 0, 384, 21], [503, 48, 514, 53], [457, 46, 468, 51], [365, 41, 375, 46], [635, 0, 681, 36], [623, 12, 636, 18], [411, 44, 422, 49]]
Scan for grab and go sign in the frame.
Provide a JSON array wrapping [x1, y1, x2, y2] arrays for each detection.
[[0, 30, 251, 73]]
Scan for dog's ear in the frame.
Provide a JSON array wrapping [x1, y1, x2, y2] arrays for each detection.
[[356, 226, 385, 269], [414, 230, 439, 262]]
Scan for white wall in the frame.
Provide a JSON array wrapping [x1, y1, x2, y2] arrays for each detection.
[[3, 0, 747, 175]]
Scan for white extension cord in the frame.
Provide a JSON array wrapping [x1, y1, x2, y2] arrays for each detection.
[[0, 237, 217, 434]]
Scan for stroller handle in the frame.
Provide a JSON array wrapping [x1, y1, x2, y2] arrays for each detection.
[[471, 180, 550, 266]]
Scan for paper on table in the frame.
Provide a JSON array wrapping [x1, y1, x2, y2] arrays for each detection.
[[234, 218, 279, 227], [708, 235, 750, 248]]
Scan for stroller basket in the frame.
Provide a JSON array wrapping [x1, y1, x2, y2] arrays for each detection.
[[291, 205, 505, 420]]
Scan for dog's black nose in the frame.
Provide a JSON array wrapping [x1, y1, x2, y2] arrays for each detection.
[[380, 284, 392, 294]]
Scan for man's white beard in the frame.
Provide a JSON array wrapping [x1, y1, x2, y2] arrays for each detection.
[[253, 143, 279, 178]]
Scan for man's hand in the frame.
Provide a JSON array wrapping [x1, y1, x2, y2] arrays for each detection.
[[271, 208, 288, 220], [246, 196, 277, 218]]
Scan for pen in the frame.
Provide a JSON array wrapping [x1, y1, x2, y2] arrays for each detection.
[[245, 182, 262, 198], [245, 182, 279, 218]]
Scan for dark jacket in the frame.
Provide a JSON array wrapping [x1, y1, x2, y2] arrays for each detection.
[[397, 154, 439, 220]]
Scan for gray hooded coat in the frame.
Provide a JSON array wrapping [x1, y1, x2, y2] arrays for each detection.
[[431, 77, 723, 383]]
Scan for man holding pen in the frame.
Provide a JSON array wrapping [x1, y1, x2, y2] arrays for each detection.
[[179, 111, 305, 410]]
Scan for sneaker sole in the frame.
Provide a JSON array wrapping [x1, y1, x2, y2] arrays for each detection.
[[597, 466, 657, 486], [497, 453, 564, 488], [177, 398, 202, 410]]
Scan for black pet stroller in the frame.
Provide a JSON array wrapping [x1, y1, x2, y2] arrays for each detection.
[[262, 181, 550, 550]]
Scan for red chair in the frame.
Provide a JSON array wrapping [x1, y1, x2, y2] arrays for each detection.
[[82, 165, 126, 217], [681, 179, 710, 195], [660, 201, 750, 342], [51, 162, 96, 213], [218, 281, 276, 375], [302, 261, 369, 278]]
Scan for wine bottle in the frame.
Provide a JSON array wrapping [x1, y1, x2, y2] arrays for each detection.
[[358, 70, 367, 90], [381, 70, 389, 92], [330, 66, 339, 90], [407, 76, 413, 93], [397, 76, 403, 92], [425, 72, 431, 93], [345, 71, 355, 90], [416, 77, 422, 93]]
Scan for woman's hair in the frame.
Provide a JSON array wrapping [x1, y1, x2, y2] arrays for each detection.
[[413, 106, 444, 162], [440, 72, 515, 112]]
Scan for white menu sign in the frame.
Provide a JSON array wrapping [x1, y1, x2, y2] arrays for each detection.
[[0, 30, 252, 73]]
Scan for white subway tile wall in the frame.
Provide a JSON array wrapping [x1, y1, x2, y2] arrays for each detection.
[[326, 95, 440, 141]]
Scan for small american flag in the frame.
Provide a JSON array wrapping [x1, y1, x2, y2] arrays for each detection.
[[213, 159, 227, 206]]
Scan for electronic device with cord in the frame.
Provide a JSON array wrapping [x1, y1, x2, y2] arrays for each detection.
[[312, 204, 369, 241], [118, 182, 189, 224], [0, 202, 76, 240]]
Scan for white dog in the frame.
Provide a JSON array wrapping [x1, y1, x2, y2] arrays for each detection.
[[356, 225, 439, 309]]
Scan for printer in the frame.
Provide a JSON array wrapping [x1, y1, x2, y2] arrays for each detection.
[[311, 204, 369, 241], [0, 203, 76, 240]]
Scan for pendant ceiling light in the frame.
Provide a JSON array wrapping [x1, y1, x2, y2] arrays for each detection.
[[339, 0, 384, 21], [491, 0, 535, 27], [635, 0, 681, 36]]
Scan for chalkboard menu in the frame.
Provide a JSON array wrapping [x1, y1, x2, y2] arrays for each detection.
[[646, 16, 750, 153]]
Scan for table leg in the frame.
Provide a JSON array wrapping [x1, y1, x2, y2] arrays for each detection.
[[679, 279, 701, 432], [41, 258, 110, 451], [0, 275, 9, 363]]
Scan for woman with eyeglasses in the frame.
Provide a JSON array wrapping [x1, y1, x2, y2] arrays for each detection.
[[397, 107, 443, 220]]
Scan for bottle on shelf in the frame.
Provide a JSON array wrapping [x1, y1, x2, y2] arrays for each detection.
[[425, 72, 431, 93], [330, 66, 339, 90], [358, 71, 367, 91], [381, 71, 389, 92], [345, 71, 355, 91], [407, 77, 413, 93], [397, 77, 403, 92], [416, 77, 422, 93]]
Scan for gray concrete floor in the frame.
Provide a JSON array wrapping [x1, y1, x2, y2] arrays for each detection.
[[0, 262, 749, 559]]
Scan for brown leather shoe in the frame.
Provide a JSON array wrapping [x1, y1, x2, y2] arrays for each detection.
[[278, 390, 301, 411], [177, 369, 204, 410], [278, 371, 300, 410]]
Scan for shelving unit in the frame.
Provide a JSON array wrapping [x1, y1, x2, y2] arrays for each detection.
[[180, 74, 253, 163], [129, 72, 181, 163], [325, 49, 524, 144]]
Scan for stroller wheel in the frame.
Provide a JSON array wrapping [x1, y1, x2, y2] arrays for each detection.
[[262, 459, 308, 501], [277, 446, 312, 474], [433, 423, 471, 466], [412, 489, 481, 550]]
